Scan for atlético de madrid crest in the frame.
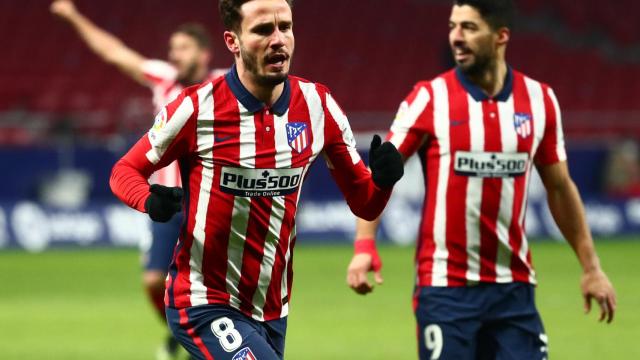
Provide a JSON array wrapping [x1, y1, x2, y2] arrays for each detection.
[[286, 122, 309, 153], [513, 112, 532, 138]]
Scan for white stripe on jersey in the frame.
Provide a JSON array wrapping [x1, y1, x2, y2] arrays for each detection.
[[465, 95, 484, 283], [298, 82, 325, 162], [495, 95, 517, 282], [250, 111, 292, 321], [280, 226, 294, 318], [326, 93, 361, 165], [389, 87, 430, 149], [189, 84, 215, 306], [547, 88, 567, 162], [146, 96, 194, 164], [524, 77, 547, 284], [226, 101, 256, 309], [251, 195, 286, 320], [431, 78, 450, 287]]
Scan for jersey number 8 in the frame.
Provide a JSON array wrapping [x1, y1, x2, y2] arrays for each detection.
[[211, 317, 243, 352]]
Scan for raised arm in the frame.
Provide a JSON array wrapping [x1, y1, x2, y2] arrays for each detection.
[[50, 0, 148, 84]]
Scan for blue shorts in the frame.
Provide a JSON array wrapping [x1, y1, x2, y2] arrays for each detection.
[[166, 305, 287, 360], [414, 283, 548, 360], [143, 212, 183, 272]]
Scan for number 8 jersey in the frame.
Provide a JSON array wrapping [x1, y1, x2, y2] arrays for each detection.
[[110, 65, 392, 321]]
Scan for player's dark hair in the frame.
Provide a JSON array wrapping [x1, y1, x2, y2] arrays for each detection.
[[219, 0, 293, 32], [174, 23, 211, 49], [453, 0, 515, 31]]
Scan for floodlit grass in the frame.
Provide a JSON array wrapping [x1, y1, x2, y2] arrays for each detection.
[[0, 240, 637, 359]]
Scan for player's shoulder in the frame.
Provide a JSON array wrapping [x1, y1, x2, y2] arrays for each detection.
[[288, 75, 332, 95], [410, 69, 455, 93], [142, 59, 177, 84], [512, 69, 555, 94]]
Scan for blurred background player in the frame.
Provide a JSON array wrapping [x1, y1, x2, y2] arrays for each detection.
[[109, 0, 404, 358], [50, 0, 227, 358], [347, 0, 617, 359]]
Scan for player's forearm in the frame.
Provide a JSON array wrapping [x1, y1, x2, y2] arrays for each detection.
[[64, 11, 129, 63], [355, 216, 381, 241], [332, 167, 392, 221], [547, 179, 601, 272], [110, 137, 157, 213]]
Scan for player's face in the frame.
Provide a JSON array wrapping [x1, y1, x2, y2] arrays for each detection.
[[236, 0, 294, 87], [168, 33, 210, 83], [448, 5, 499, 75]]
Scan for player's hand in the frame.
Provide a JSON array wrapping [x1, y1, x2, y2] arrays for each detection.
[[368, 135, 404, 189], [581, 268, 616, 323], [50, 0, 77, 20], [144, 184, 183, 223], [347, 239, 383, 295]]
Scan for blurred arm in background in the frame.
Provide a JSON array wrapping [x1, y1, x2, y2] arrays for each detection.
[[50, 0, 147, 85]]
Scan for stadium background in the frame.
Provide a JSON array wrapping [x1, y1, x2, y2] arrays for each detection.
[[0, 0, 639, 358]]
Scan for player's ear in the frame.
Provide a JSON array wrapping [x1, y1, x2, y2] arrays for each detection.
[[496, 27, 510, 46], [224, 31, 240, 55]]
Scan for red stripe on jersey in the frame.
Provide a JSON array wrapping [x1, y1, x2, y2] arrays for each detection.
[[236, 109, 276, 315], [509, 73, 536, 282], [416, 83, 438, 286], [444, 76, 470, 286], [179, 309, 215, 360], [478, 101, 502, 282], [202, 80, 244, 305]]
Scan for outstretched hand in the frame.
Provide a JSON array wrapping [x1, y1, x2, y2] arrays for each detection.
[[581, 268, 616, 323], [50, 0, 77, 20], [368, 135, 404, 189], [347, 240, 383, 295]]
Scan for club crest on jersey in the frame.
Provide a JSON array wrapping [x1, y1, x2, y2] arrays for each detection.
[[286, 122, 309, 153], [232, 347, 257, 360], [513, 112, 532, 138]]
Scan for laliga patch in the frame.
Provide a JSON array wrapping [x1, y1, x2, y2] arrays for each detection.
[[232, 347, 257, 360], [286, 122, 310, 153], [513, 112, 532, 138], [148, 108, 167, 143]]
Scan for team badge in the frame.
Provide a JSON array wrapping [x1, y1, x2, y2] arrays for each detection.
[[232, 347, 257, 360], [513, 112, 532, 138], [286, 122, 309, 153]]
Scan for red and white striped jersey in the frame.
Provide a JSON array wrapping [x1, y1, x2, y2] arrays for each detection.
[[388, 67, 566, 287], [110, 65, 392, 321], [141, 60, 227, 187]]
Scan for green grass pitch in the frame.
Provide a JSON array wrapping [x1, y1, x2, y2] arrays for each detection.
[[0, 241, 638, 359]]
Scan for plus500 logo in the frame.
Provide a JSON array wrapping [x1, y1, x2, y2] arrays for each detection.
[[454, 151, 528, 177], [220, 167, 304, 197]]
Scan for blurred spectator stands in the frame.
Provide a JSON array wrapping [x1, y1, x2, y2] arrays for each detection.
[[1, 0, 639, 144]]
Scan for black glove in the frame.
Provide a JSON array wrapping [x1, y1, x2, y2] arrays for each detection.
[[144, 184, 183, 222], [368, 134, 404, 189]]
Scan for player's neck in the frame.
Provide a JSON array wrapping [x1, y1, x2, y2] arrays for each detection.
[[237, 70, 284, 107], [470, 59, 507, 98]]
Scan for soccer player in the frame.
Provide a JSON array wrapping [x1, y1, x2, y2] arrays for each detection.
[[50, 1, 226, 357], [109, 0, 404, 359], [346, 1, 617, 359]]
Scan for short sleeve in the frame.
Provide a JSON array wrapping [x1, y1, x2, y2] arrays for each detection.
[[534, 87, 567, 166], [387, 83, 432, 159]]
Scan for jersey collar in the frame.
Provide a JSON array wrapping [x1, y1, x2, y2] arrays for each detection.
[[455, 65, 513, 102], [225, 64, 291, 116]]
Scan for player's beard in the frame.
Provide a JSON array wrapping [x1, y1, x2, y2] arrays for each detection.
[[455, 44, 495, 79], [176, 61, 200, 86], [240, 44, 289, 88]]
